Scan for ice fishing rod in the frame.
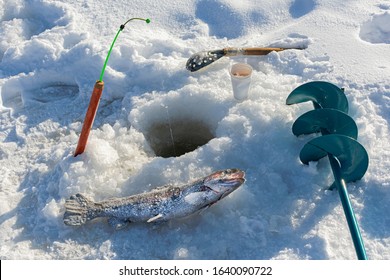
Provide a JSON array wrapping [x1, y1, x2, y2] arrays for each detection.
[[74, 17, 150, 157]]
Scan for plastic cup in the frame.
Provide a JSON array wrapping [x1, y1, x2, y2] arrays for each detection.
[[230, 63, 252, 101]]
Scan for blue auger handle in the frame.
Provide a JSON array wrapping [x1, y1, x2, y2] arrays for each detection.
[[328, 154, 367, 260]]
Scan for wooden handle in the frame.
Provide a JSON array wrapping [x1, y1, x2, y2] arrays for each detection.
[[242, 47, 293, 55], [74, 81, 104, 157]]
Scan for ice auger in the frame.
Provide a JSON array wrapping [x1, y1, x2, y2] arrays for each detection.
[[286, 81, 369, 260]]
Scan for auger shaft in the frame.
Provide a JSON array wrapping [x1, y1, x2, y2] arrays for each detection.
[[328, 155, 367, 260], [315, 102, 368, 260]]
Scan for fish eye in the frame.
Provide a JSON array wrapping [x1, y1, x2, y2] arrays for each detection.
[[224, 169, 234, 175]]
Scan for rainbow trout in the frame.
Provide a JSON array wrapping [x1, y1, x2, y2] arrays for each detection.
[[63, 169, 245, 229]]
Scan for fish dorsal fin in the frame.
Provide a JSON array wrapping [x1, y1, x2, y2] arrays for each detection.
[[147, 213, 163, 223], [155, 184, 173, 190]]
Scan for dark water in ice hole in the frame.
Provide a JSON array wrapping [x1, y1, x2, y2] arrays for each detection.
[[146, 119, 215, 158]]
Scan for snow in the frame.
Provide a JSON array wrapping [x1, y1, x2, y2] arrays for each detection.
[[0, 0, 389, 260]]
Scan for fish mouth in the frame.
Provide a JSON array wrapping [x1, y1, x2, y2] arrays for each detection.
[[220, 177, 245, 189], [205, 169, 245, 182]]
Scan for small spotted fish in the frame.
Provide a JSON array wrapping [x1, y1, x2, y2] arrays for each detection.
[[63, 169, 245, 229]]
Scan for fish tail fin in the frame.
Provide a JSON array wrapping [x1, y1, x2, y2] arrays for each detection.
[[63, 193, 98, 226]]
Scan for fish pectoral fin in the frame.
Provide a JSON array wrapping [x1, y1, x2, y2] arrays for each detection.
[[108, 217, 131, 230], [147, 213, 164, 223], [184, 192, 205, 205]]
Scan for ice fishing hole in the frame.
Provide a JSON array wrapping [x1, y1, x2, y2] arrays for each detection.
[[146, 119, 215, 158]]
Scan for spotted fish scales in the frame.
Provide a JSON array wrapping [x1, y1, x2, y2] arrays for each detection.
[[64, 169, 245, 229]]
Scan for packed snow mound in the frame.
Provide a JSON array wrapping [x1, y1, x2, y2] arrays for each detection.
[[0, 0, 390, 260]]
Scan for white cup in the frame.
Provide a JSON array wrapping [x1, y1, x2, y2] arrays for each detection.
[[230, 63, 252, 101]]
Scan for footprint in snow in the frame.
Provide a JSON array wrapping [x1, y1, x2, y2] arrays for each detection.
[[359, 12, 390, 44]]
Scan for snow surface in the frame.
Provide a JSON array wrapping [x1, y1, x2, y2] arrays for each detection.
[[0, 0, 389, 260]]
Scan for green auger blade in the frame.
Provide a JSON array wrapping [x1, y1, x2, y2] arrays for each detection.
[[286, 81, 349, 113], [300, 134, 369, 183], [292, 108, 358, 139]]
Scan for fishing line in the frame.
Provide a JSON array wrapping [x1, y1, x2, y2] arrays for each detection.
[[99, 17, 151, 82]]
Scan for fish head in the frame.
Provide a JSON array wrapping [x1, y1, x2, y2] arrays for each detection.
[[183, 169, 245, 209], [202, 168, 245, 197]]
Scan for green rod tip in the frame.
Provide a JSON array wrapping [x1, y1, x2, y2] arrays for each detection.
[[146, 18, 151, 23]]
